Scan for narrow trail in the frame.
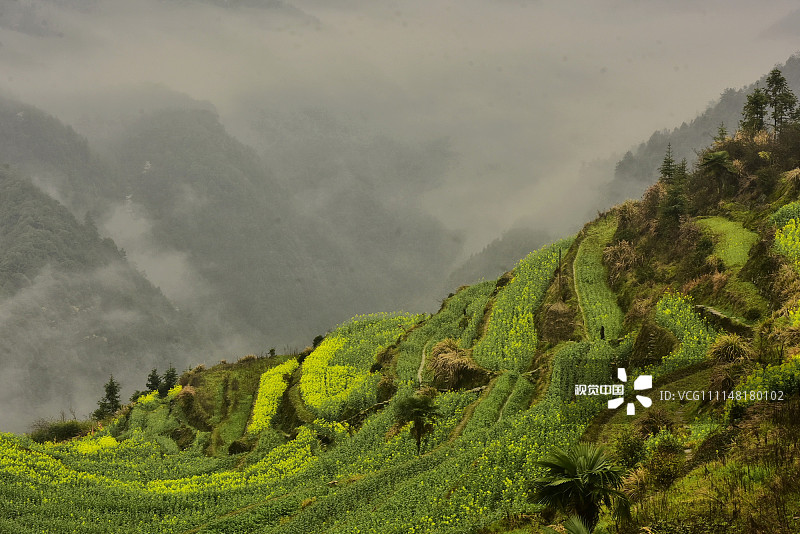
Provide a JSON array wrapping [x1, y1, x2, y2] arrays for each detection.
[[417, 341, 430, 387], [495, 375, 519, 422]]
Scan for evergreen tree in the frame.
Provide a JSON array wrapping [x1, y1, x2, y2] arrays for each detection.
[[93, 375, 121, 420], [713, 122, 728, 144], [701, 150, 734, 197], [661, 158, 688, 225], [163, 364, 178, 388], [158, 364, 178, 397], [659, 143, 675, 183], [740, 86, 768, 136], [146, 368, 161, 392], [766, 68, 798, 135]]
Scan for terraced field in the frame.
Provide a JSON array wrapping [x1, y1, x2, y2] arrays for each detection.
[[574, 216, 623, 341], [0, 221, 778, 534], [394, 281, 494, 384], [472, 238, 573, 371], [0, 236, 594, 533]]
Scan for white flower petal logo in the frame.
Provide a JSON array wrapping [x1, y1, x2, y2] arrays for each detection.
[[608, 368, 652, 415]]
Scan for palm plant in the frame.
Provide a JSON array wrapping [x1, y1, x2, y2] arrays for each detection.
[[395, 390, 438, 455], [563, 515, 592, 534], [543, 515, 591, 534], [532, 442, 630, 532]]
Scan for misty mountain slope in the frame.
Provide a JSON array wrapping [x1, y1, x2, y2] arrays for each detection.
[[0, 170, 208, 432], [104, 107, 461, 346], [107, 109, 313, 339], [0, 88, 462, 358], [0, 94, 121, 214], [603, 54, 800, 205], [0, 171, 119, 296], [246, 108, 464, 301], [50, 83, 219, 155]]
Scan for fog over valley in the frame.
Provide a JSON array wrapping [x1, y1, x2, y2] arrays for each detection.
[[0, 0, 799, 431]]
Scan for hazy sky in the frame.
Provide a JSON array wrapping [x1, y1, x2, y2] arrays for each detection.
[[2, 0, 800, 247]]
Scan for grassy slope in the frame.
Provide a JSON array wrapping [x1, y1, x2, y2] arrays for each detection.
[[0, 241, 580, 533], [696, 216, 757, 270], [694, 215, 770, 324]]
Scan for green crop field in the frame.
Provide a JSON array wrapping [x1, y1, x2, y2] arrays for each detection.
[[472, 238, 573, 372], [394, 281, 494, 384], [574, 216, 623, 341]]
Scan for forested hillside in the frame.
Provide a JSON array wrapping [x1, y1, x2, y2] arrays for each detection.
[[603, 54, 800, 206], [107, 108, 460, 345], [0, 94, 121, 214], [0, 169, 208, 432], [0, 91, 462, 348]]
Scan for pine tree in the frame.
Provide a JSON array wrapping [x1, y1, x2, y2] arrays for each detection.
[[93, 375, 121, 420], [163, 364, 178, 389], [766, 68, 798, 135], [659, 143, 675, 183], [662, 158, 688, 225], [146, 368, 161, 392], [158, 364, 178, 397], [740, 86, 768, 136], [701, 150, 734, 197], [713, 122, 728, 144]]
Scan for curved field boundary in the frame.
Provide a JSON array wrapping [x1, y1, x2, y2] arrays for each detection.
[[395, 282, 494, 383]]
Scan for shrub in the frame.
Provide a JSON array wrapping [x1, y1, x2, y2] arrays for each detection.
[[770, 201, 800, 228], [645, 448, 685, 489], [707, 333, 755, 363], [636, 407, 676, 437], [29, 419, 93, 443], [603, 240, 641, 287], [612, 426, 646, 469], [643, 431, 686, 489], [427, 338, 487, 389]]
